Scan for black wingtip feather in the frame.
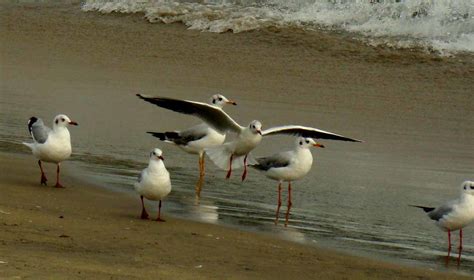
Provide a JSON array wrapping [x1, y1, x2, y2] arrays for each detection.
[[147, 131, 167, 141], [147, 131, 180, 141], [409, 205, 435, 213], [27, 117, 38, 134]]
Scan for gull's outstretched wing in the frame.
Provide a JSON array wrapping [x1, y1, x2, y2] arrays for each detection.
[[137, 94, 242, 133], [262, 125, 362, 142]]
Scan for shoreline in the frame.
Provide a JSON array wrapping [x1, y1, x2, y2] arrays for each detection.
[[1, 1, 473, 278], [0, 152, 469, 279]]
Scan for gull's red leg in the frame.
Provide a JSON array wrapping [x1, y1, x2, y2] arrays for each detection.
[[195, 154, 205, 199], [285, 181, 292, 227], [38, 160, 48, 186], [445, 229, 452, 266], [274, 182, 282, 225], [457, 228, 463, 265], [140, 195, 149, 219], [226, 154, 234, 179], [156, 200, 165, 222], [54, 163, 64, 188], [241, 154, 248, 181]]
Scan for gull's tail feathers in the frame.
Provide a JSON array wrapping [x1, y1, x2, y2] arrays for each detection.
[[205, 145, 254, 170], [409, 205, 435, 213], [22, 142, 34, 150]]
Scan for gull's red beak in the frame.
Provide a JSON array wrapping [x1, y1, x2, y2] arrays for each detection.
[[257, 130, 262, 135], [226, 100, 237, 105], [69, 121, 78, 126], [158, 155, 164, 161], [313, 143, 325, 148]]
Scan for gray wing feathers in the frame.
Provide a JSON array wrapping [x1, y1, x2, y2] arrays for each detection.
[[28, 117, 50, 144], [148, 124, 209, 145], [428, 204, 454, 221], [138, 170, 145, 183], [252, 152, 291, 171], [136, 94, 242, 133], [262, 125, 362, 142]]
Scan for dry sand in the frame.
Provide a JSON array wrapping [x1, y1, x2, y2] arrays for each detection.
[[0, 152, 469, 279]]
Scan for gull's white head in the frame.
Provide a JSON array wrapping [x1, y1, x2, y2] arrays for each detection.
[[248, 120, 262, 135], [296, 137, 325, 149], [210, 94, 237, 108], [53, 114, 78, 128], [461, 181, 474, 196], [150, 148, 164, 161]]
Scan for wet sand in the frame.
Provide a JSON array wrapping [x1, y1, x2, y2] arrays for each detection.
[[1, 1, 474, 278], [0, 152, 468, 279]]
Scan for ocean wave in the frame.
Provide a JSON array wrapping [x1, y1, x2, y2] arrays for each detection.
[[82, 0, 474, 54]]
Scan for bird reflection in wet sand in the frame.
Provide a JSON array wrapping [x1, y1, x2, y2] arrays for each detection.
[[411, 181, 474, 266]]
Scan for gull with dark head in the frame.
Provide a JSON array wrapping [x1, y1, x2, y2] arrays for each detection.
[[22, 114, 78, 188], [411, 181, 474, 264], [134, 148, 172, 222], [251, 137, 325, 226], [140, 94, 236, 198]]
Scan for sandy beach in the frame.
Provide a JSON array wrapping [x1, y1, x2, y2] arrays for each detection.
[[1, 1, 473, 278], [0, 152, 469, 279]]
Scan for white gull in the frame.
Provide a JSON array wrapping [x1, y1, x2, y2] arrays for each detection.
[[22, 114, 78, 188]]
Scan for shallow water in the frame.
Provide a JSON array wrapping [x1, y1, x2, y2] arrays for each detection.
[[2, 88, 473, 274]]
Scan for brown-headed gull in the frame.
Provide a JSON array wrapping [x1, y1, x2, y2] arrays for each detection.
[[251, 137, 325, 226], [138, 94, 236, 198], [135, 94, 361, 181], [22, 114, 78, 188], [411, 181, 474, 264], [134, 148, 172, 222]]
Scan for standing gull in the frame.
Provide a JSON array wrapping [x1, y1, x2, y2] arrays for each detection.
[[134, 148, 172, 221], [22, 114, 78, 188], [145, 94, 236, 198], [251, 137, 324, 226], [136, 94, 361, 181], [411, 181, 474, 264]]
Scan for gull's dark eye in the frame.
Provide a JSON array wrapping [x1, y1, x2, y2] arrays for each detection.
[[212, 99, 216, 104], [299, 141, 303, 145], [470, 186, 474, 190], [305, 140, 309, 144], [218, 97, 223, 101], [61, 118, 65, 122]]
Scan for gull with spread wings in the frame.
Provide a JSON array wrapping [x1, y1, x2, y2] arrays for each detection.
[[136, 94, 361, 181], [139, 94, 236, 198]]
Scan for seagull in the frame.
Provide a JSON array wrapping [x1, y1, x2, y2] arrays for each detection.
[[134, 148, 172, 222], [144, 94, 237, 198], [136, 94, 361, 181], [411, 181, 474, 264], [22, 114, 78, 188], [251, 137, 325, 226]]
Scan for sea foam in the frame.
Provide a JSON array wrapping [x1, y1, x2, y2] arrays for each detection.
[[82, 0, 474, 54]]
